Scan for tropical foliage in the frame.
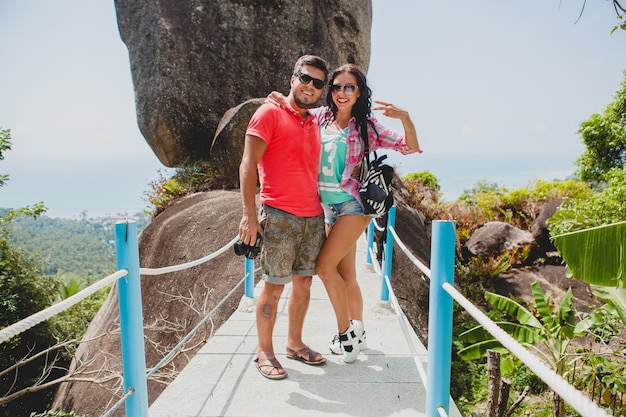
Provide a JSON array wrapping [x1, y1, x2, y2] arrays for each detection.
[[551, 221, 626, 288], [548, 168, 626, 236], [458, 281, 626, 416], [576, 71, 626, 185], [458, 282, 581, 377]]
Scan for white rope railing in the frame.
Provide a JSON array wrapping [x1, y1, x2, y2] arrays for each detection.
[[388, 225, 430, 279], [362, 232, 430, 389], [139, 235, 240, 275], [382, 272, 429, 388], [0, 235, 242, 346], [146, 270, 254, 378], [371, 217, 385, 232], [0, 270, 128, 344], [101, 387, 134, 417], [442, 281, 611, 417]]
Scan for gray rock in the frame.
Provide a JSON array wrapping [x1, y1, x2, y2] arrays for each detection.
[[463, 221, 533, 258], [114, 0, 372, 168], [211, 98, 265, 187], [531, 198, 563, 254]]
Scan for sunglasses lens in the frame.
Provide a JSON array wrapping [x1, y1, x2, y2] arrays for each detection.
[[312, 79, 325, 89], [299, 73, 312, 83], [331, 84, 356, 94], [296, 72, 325, 90]]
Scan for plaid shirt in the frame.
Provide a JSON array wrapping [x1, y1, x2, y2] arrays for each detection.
[[312, 106, 418, 205]]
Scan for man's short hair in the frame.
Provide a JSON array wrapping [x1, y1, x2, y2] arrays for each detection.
[[293, 55, 329, 82]]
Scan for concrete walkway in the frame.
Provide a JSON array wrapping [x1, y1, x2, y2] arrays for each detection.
[[148, 236, 462, 417]]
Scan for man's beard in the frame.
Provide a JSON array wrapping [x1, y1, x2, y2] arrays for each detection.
[[293, 94, 318, 109]]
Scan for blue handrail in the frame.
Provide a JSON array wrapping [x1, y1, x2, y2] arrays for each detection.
[[425, 220, 456, 417], [379, 206, 396, 301], [115, 221, 149, 417]]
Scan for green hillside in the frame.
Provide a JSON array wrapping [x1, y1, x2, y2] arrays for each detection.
[[7, 213, 150, 285]]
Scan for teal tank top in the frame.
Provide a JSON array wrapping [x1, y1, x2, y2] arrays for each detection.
[[319, 122, 352, 204]]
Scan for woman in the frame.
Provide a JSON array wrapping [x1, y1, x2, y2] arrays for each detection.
[[269, 64, 421, 363]]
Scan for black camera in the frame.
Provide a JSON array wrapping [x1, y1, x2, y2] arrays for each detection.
[[233, 233, 262, 259]]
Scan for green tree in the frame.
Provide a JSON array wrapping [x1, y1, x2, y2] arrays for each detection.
[[1, 126, 60, 416], [576, 72, 626, 185]]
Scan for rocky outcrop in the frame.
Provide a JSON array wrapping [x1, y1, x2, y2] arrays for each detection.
[[114, 0, 372, 172], [531, 198, 563, 255], [462, 221, 534, 258]]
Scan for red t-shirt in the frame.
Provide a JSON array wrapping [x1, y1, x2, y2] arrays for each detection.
[[246, 103, 323, 217]]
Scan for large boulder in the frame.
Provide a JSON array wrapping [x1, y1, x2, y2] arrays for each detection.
[[463, 221, 533, 258], [114, 0, 373, 171]]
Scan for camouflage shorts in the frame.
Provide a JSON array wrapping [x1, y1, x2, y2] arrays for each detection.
[[258, 204, 326, 285]]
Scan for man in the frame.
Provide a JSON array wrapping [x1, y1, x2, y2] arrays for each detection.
[[238, 55, 329, 380]]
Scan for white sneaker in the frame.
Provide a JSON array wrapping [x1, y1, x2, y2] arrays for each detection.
[[339, 320, 364, 363], [359, 330, 368, 350], [330, 330, 367, 354], [329, 334, 342, 355]]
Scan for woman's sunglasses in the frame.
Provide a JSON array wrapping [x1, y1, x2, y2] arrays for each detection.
[[295, 72, 326, 90], [330, 84, 357, 95]]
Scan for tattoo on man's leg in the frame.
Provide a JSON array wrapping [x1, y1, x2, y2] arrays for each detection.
[[261, 303, 273, 320]]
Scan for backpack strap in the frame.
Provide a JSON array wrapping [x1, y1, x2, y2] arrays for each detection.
[[360, 119, 372, 167]]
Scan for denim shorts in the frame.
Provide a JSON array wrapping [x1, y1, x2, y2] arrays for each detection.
[[258, 204, 326, 285], [322, 198, 372, 226]]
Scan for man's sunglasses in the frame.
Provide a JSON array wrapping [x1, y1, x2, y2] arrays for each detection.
[[295, 72, 326, 90], [330, 84, 357, 95]]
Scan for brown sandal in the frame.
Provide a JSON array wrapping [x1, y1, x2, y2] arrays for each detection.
[[254, 357, 288, 380], [286, 346, 326, 365]]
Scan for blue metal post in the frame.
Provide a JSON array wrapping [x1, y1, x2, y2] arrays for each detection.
[[425, 220, 456, 417], [365, 220, 375, 265], [244, 257, 254, 298], [379, 206, 396, 302], [115, 221, 149, 417]]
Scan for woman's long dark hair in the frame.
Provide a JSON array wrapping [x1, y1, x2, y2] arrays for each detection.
[[326, 63, 377, 145], [326, 64, 372, 123]]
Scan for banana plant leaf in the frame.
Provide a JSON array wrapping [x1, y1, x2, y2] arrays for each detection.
[[485, 291, 544, 329], [552, 221, 626, 288], [460, 322, 543, 344], [457, 339, 509, 361], [531, 281, 552, 324], [590, 284, 626, 325]]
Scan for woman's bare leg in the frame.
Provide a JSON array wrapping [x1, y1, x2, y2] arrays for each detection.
[[336, 242, 363, 322], [316, 214, 370, 333]]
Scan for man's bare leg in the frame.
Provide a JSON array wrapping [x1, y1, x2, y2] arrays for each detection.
[[287, 275, 312, 350], [255, 282, 286, 378]]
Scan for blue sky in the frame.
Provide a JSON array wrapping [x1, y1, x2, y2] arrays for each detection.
[[1, 1, 625, 218]]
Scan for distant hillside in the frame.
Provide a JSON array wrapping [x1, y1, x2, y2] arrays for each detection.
[[7, 213, 151, 284]]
